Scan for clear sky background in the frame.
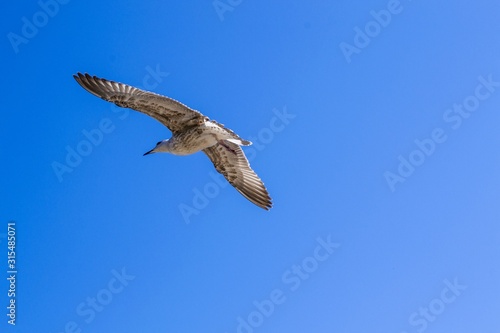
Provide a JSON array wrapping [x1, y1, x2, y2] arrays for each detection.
[[2, 0, 500, 332]]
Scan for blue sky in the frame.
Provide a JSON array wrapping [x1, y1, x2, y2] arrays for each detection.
[[2, 0, 500, 332]]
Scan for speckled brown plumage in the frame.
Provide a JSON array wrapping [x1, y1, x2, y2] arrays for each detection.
[[73, 73, 272, 210]]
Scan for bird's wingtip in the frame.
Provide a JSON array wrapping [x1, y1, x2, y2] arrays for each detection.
[[73, 72, 86, 82]]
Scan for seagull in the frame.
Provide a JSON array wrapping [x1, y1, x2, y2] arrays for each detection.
[[73, 73, 272, 210]]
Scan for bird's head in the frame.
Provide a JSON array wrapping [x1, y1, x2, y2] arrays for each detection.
[[143, 140, 170, 156]]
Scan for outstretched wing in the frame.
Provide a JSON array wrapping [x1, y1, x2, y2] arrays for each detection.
[[74, 73, 207, 134], [203, 141, 272, 210]]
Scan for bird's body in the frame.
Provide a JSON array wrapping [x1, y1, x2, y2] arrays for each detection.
[[73, 73, 272, 210], [158, 121, 250, 156]]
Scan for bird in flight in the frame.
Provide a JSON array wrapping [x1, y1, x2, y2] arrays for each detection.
[[73, 73, 272, 210]]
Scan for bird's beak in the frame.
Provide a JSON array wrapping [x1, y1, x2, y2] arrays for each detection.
[[143, 148, 155, 156]]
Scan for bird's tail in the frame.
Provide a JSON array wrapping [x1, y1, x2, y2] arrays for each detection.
[[226, 138, 252, 146]]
